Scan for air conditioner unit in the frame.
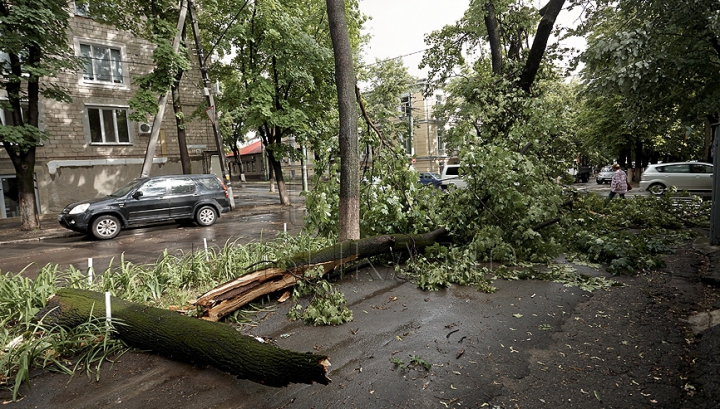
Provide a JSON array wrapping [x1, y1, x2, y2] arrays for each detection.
[[138, 122, 152, 135]]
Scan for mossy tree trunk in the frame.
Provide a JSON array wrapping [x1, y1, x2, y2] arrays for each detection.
[[194, 228, 449, 321], [37, 288, 331, 387]]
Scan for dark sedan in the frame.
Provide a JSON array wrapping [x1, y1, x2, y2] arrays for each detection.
[[58, 174, 231, 239]]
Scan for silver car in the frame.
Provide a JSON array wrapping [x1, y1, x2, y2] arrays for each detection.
[[596, 166, 615, 184], [639, 162, 713, 195]]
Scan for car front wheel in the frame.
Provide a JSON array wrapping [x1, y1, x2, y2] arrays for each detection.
[[91, 215, 121, 240], [648, 183, 666, 196], [195, 206, 217, 227]]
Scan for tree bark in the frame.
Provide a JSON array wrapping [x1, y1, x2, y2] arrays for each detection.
[[37, 288, 331, 387], [194, 228, 449, 321], [326, 0, 360, 242], [518, 0, 565, 93], [484, 1, 503, 75]]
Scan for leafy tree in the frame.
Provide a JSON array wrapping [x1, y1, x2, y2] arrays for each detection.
[[416, 0, 576, 259], [577, 0, 720, 164], [202, 0, 364, 206], [0, 0, 84, 230]]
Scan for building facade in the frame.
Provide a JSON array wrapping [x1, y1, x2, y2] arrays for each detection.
[[0, 4, 218, 218], [398, 85, 455, 174]]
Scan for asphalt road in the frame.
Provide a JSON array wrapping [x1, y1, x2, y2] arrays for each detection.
[[1, 185, 306, 278], [1, 179, 717, 408]]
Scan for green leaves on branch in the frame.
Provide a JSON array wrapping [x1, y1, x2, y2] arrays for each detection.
[[128, 41, 191, 121], [0, 124, 47, 154], [287, 268, 353, 326]]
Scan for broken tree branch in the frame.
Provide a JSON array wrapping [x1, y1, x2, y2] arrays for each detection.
[[194, 228, 449, 321]]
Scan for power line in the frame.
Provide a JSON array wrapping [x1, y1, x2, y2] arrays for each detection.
[[362, 48, 429, 68]]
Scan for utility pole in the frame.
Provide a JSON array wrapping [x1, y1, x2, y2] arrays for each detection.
[[187, 0, 235, 209], [141, 0, 188, 178], [710, 122, 720, 245]]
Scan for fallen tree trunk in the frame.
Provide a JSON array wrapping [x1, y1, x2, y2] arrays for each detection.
[[37, 288, 331, 387], [194, 227, 449, 321]]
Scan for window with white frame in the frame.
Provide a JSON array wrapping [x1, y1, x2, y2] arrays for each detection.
[[86, 106, 130, 144], [437, 126, 446, 155], [79, 43, 124, 84], [0, 102, 26, 126], [399, 95, 411, 117]]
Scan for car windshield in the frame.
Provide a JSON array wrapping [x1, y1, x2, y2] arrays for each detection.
[[428, 172, 441, 179], [601, 166, 612, 172], [109, 179, 145, 197]]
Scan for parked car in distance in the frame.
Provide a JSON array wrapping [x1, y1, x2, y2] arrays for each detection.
[[419, 172, 442, 188], [440, 164, 467, 189], [58, 174, 231, 240], [596, 166, 615, 184], [639, 162, 713, 196]]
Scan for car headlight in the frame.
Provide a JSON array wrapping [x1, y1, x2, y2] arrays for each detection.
[[69, 203, 90, 214]]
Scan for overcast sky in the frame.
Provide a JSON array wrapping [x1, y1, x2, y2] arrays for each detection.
[[359, 0, 469, 78], [358, 0, 585, 79]]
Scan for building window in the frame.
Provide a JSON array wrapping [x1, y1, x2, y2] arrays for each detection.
[[437, 127, 446, 156], [0, 103, 26, 126], [87, 106, 130, 144], [80, 43, 123, 84], [399, 95, 411, 117]]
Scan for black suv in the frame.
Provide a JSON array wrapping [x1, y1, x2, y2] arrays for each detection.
[[58, 174, 231, 240]]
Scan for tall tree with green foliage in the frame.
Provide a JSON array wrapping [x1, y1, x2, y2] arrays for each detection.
[[416, 0, 577, 259], [577, 0, 720, 165], [0, 0, 84, 230], [202, 0, 364, 206]]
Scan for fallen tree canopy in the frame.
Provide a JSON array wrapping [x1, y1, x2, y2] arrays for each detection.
[[194, 227, 449, 321], [37, 288, 331, 387]]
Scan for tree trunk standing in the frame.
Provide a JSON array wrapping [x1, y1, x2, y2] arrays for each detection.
[[518, 0, 565, 93], [270, 154, 290, 205], [172, 70, 192, 174], [4, 49, 40, 231], [326, 0, 360, 242], [8, 148, 39, 230], [484, 1, 503, 75], [37, 289, 331, 387], [260, 127, 290, 204], [704, 115, 718, 163]]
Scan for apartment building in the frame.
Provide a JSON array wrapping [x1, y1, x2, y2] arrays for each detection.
[[0, 4, 217, 218], [397, 85, 450, 174]]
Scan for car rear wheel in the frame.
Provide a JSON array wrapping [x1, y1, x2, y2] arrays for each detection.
[[648, 183, 666, 196], [91, 215, 121, 240], [195, 206, 217, 227]]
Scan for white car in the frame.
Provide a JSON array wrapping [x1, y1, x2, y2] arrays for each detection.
[[639, 162, 713, 195], [440, 164, 467, 189]]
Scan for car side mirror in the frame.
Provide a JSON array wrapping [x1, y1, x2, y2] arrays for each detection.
[[132, 191, 143, 199]]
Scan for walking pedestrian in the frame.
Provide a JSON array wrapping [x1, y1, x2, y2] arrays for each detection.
[[608, 163, 628, 200]]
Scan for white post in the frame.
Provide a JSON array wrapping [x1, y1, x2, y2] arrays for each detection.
[[203, 238, 209, 261], [284, 223, 287, 233], [87, 258, 93, 285], [105, 291, 112, 327]]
